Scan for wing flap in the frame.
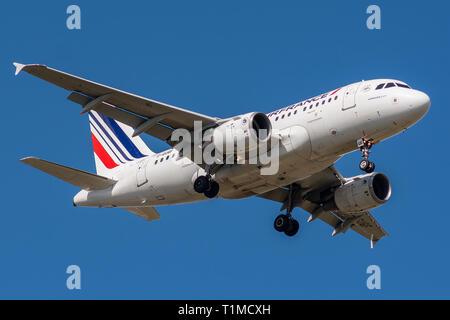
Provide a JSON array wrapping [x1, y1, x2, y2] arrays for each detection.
[[20, 157, 116, 191]]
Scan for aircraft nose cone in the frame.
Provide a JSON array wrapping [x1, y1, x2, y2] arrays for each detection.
[[413, 90, 431, 115], [397, 89, 430, 127]]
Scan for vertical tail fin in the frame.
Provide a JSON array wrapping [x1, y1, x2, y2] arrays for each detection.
[[88, 110, 154, 177]]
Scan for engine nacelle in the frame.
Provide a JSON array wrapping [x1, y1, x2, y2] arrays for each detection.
[[332, 173, 392, 212], [212, 112, 272, 155]]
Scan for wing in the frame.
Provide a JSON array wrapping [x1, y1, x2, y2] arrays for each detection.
[[13, 62, 220, 142], [257, 166, 388, 247]]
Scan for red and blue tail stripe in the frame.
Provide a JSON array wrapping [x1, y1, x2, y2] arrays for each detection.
[[96, 112, 146, 159], [89, 118, 125, 165], [91, 132, 119, 169], [88, 111, 148, 172]]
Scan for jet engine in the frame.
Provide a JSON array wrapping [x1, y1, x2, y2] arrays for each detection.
[[330, 172, 392, 213], [212, 112, 272, 155]]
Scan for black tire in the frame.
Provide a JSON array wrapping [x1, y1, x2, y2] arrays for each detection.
[[359, 159, 370, 171], [285, 219, 300, 237], [194, 176, 210, 193], [365, 162, 375, 173], [204, 181, 220, 198], [274, 214, 290, 232]]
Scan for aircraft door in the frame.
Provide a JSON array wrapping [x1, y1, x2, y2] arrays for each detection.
[[136, 159, 148, 187], [342, 83, 361, 111]]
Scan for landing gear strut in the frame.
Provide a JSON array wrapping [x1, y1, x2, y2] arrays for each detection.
[[274, 184, 300, 237], [194, 169, 220, 199], [358, 138, 375, 173]]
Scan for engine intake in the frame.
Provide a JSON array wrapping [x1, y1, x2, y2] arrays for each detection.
[[212, 112, 272, 155], [332, 172, 391, 213]]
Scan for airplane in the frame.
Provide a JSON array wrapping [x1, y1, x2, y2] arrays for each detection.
[[13, 62, 430, 248]]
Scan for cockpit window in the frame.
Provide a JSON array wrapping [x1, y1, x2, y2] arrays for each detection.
[[396, 83, 411, 89], [375, 83, 385, 90], [385, 82, 396, 88]]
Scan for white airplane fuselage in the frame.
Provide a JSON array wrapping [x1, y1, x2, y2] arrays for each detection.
[[73, 79, 430, 208]]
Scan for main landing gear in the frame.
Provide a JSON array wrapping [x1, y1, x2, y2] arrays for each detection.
[[194, 175, 220, 199], [358, 138, 375, 173], [274, 214, 299, 237], [274, 184, 300, 237]]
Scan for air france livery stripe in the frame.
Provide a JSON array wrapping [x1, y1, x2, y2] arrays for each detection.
[[90, 120, 125, 164], [89, 113, 132, 162], [97, 112, 146, 159], [91, 133, 119, 169], [88, 111, 147, 170]]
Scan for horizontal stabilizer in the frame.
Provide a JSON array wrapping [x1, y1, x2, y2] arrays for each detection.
[[123, 207, 161, 222], [20, 157, 116, 191]]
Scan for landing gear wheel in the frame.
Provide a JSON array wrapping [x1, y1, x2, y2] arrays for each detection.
[[274, 214, 290, 232], [359, 159, 370, 171], [194, 176, 210, 193], [285, 219, 300, 237], [204, 181, 220, 198], [365, 161, 375, 173], [358, 138, 377, 172]]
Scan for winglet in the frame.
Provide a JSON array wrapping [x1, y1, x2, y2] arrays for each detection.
[[370, 234, 378, 249], [13, 62, 26, 76]]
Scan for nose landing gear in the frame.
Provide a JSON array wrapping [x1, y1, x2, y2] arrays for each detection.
[[358, 138, 376, 173], [194, 174, 220, 199], [273, 184, 300, 237]]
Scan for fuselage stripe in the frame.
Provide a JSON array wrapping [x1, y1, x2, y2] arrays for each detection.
[[330, 88, 341, 95]]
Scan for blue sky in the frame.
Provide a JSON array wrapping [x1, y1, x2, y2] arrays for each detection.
[[1, 0, 449, 299]]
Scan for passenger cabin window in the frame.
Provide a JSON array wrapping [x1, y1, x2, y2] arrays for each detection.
[[385, 82, 396, 88], [375, 83, 385, 90]]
